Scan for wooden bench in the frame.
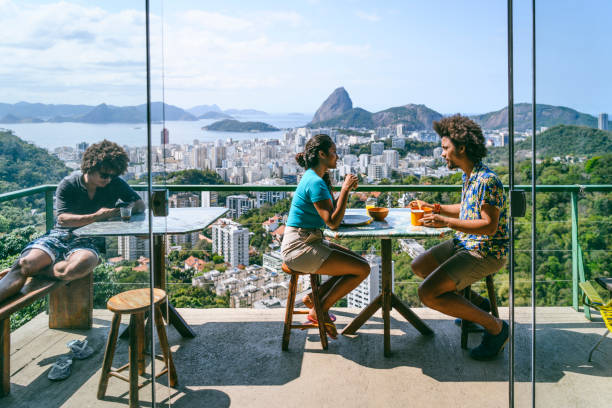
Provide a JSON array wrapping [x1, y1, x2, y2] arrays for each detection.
[[0, 273, 93, 396]]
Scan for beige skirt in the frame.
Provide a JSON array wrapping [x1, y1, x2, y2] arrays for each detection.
[[281, 226, 333, 274]]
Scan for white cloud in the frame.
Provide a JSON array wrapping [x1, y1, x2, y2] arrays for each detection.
[[0, 1, 371, 107], [355, 10, 381, 22]]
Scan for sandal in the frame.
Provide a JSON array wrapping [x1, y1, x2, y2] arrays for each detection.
[[302, 296, 337, 322], [67, 339, 94, 360], [306, 315, 338, 340], [48, 356, 73, 381]]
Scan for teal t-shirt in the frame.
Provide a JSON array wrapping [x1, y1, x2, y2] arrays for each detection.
[[286, 169, 333, 229]]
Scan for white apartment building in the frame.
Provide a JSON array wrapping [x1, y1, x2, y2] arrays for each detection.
[[262, 250, 284, 273], [201, 191, 218, 207], [226, 194, 254, 218], [367, 163, 388, 181], [212, 219, 250, 267], [371, 141, 385, 156], [118, 236, 150, 261], [347, 253, 395, 309], [383, 149, 400, 168]]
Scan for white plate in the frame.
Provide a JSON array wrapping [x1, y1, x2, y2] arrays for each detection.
[[341, 214, 372, 226]]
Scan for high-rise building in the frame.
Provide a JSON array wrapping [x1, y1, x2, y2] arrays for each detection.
[[383, 149, 399, 168], [599, 113, 609, 131], [371, 142, 385, 156], [201, 191, 218, 207], [118, 236, 150, 261], [367, 164, 384, 181], [161, 128, 169, 144], [169, 192, 200, 208], [212, 219, 250, 266], [225, 194, 254, 218], [346, 253, 394, 308]]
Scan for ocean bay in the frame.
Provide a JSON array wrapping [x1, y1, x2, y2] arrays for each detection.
[[2, 113, 312, 150]]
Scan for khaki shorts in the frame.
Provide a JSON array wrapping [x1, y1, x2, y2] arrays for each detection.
[[428, 239, 507, 291], [281, 226, 333, 274]]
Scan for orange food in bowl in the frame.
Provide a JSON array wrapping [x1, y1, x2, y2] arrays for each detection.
[[367, 207, 389, 221]]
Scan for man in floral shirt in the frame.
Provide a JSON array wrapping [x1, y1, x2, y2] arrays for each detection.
[[410, 115, 509, 360]]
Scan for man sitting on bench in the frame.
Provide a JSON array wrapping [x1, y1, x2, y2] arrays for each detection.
[[0, 140, 144, 303]]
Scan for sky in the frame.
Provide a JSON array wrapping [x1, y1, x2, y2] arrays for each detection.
[[0, 0, 610, 116]]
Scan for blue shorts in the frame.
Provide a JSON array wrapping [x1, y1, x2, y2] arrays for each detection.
[[21, 229, 102, 264]]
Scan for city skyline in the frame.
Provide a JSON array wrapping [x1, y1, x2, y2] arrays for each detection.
[[0, 0, 610, 116]]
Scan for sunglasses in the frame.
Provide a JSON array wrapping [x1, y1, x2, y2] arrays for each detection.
[[99, 171, 118, 180]]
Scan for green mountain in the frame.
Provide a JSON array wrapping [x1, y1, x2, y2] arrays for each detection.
[[203, 119, 279, 132], [519, 125, 612, 157], [471, 103, 609, 131], [0, 131, 70, 193]]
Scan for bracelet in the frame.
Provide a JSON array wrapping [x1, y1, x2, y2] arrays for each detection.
[[433, 203, 441, 214]]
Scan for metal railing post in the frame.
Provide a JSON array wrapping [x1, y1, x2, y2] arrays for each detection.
[[571, 191, 579, 311], [45, 188, 54, 233]]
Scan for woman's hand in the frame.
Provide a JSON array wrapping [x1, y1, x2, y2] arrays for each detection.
[[409, 200, 433, 209], [342, 174, 358, 192], [422, 213, 448, 228]]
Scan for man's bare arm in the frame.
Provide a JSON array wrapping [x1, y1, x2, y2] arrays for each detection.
[[439, 203, 461, 218], [57, 207, 119, 228], [423, 203, 500, 236]]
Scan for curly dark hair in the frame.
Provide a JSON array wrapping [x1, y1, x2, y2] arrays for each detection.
[[295, 134, 334, 194], [81, 140, 129, 175], [433, 114, 487, 163]]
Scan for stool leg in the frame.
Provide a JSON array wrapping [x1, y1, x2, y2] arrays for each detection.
[[310, 274, 328, 350], [485, 275, 499, 318], [129, 314, 139, 408], [136, 313, 145, 375], [282, 274, 298, 351], [97, 313, 122, 399], [155, 305, 178, 387], [1, 318, 10, 397], [460, 285, 471, 349]]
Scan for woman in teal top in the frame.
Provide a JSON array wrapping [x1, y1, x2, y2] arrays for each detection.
[[282, 134, 370, 339]]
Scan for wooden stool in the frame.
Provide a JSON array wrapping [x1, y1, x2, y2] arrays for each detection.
[[460, 275, 499, 349], [281, 263, 328, 351], [97, 288, 178, 407]]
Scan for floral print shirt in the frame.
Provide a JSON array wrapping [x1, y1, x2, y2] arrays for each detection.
[[454, 161, 509, 259]]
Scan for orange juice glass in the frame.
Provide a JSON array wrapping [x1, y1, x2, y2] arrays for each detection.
[[411, 209, 424, 226]]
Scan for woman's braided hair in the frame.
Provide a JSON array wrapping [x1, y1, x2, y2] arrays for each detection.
[[295, 133, 334, 195]]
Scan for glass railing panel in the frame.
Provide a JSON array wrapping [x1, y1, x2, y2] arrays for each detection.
[[0, 0, 154, 404], [535, 1, 612, 404]]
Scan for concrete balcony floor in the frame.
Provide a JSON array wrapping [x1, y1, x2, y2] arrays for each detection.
[[4, 306, 612, 408]]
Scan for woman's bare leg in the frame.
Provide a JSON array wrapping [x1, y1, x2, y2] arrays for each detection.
[[303, 242, 368, 306], [305, 250, 369, 321]]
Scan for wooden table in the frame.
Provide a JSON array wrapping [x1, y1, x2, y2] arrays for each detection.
[[74, 207, 228, 338], [324, 208, 451, 357]]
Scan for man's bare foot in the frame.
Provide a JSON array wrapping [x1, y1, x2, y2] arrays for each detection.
[[0, 269, 28, 302]]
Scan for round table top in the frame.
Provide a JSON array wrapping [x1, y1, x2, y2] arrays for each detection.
[[107, 288, 166, 314]]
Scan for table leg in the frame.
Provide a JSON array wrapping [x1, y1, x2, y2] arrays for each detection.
[[342, 294, 382, 335], [381, 239, 392, 357], [391, 294, 433, 335], [154, 235, 196, 338]]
